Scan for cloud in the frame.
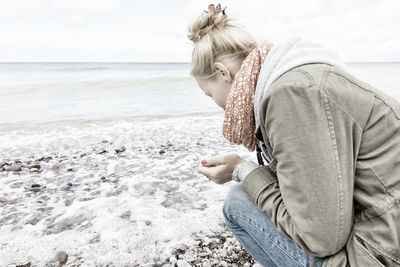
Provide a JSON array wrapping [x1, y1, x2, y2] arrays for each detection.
[[0, 0, 399, 61]]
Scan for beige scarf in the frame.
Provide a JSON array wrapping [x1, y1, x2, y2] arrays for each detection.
[[222, 40, 273, 152]]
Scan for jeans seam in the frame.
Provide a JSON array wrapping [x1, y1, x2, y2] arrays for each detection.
[[231, 214, 305, 267]]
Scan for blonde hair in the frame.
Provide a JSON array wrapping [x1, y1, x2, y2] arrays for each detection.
[[187, 8, 257, 79]]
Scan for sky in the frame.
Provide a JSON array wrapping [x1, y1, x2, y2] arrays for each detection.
[[0, 0, 399, 62]]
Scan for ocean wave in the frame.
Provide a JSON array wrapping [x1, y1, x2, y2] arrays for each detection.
[[0, 111, 224, 132], [1, 75, 194, 93]]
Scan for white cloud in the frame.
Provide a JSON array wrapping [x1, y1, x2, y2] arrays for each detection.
[[0, 0, 399, 61]]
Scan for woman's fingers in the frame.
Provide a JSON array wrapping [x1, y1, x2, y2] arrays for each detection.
[[201, 155, 226, 167], [197, 164, 225, 179]]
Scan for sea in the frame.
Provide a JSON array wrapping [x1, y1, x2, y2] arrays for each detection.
[[0, 62, 399, 266]]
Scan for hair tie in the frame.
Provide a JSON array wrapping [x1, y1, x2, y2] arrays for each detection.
[[203, 3, 227, 26]]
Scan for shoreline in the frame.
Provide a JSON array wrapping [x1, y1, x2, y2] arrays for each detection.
[[0, 114, 258, 266]]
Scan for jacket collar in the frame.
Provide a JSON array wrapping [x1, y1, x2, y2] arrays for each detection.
[[253, 37, 347, 134]]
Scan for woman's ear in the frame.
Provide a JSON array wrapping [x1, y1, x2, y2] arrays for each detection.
[[214, 62, 232, 83]]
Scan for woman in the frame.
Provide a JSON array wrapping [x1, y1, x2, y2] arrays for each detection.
[[187, 3, 400, 267]]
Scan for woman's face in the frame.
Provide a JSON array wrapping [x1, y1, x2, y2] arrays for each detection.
[[195, 76, 232, 110], [194, 64, 233, 110]]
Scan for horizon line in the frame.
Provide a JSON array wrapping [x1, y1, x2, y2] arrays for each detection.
[[0, 61, 399, 64]]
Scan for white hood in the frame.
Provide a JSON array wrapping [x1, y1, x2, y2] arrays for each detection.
[[253, 37, 347, 131]]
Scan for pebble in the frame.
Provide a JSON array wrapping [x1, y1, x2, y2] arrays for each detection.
[[5, 164, 22, 172], [176, 259, 191, 267], [28, 163, 41, 169], [56, 251, 68, 266], [169, 256, 177, 264], [115, 146, 126, 153]]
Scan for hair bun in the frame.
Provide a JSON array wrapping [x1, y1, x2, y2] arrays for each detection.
[[187, 3, 228, 43]]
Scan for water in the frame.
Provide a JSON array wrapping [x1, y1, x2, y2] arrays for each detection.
[[0, 62, 221, 128], [0, 62, 398, 129]]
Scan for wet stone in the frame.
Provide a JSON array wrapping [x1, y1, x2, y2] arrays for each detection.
[[28, 163, 41, 169], [6, 164, 22, 172]]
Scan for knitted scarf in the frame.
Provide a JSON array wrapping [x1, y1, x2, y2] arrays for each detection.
[[222, 40, 274, 152]]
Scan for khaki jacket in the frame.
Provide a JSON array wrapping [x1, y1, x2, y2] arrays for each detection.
[[242, 63, 400, 267]]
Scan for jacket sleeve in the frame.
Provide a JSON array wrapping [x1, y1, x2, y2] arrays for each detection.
[[242, 82, 354, 257]]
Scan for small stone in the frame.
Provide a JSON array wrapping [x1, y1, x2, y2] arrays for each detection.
[[176, 259, 191, 267], [198, 252, 209, 257], [227, 246, 233, 256], [115, 146, 126, 153], [202, 260, 211, 267], [145, 220, 152, 226], [220, 248, 227, 257], [30, 185, 41, 192], [0, 162, 9, 168], [67, 167, 73, 172], [159, 149, 166, 154], [252, 264, 262, 267], [220, 260, 228, 267], [169, 256, 177, 264], [6, 164, 22, 172], [98, 149, 107, 154], [30, 168, 40, 173], [28, 163, 41, 169], [243, 263, 251, 267], [52, 163, 60, 169], [56, 251, 68, 266]]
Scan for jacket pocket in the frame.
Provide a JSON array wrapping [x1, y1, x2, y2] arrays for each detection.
[[263, 139, 277, 173], [352, 232, 391, 267]]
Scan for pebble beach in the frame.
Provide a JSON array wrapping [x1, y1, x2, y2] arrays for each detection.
[[0, 113, 259, 266]]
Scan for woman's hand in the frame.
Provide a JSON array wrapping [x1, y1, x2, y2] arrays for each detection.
[[197, 153, 246, 184]]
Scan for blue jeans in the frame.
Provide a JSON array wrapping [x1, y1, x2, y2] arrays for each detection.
[[223, 182, 325, 267]]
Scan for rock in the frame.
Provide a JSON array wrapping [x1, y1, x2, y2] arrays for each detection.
[[52, 162, 60, 169], [169, 256, 177, 264], [28, 163, 41, 169], [15, 262, 31, 267], [67, 167, 73, 172], [56, 251, 68, 266], [176, 259, 191, 267], [252, 263, 262, 267], [159, 149, 166, 154], [145, 220, 152, 226], [6, 164, 22, 172], [98, 149, 107, 155], [0, 162, 9, 168], [243, 263, 251, 267], [30, 184, 42, 192], [220, 260, 228, 267], [220, 248, 227, 257], [202, 260, 211, 267], [227, 246, 233, 256], [115, 146, 126, 153], [30, 168, 40, 173]]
